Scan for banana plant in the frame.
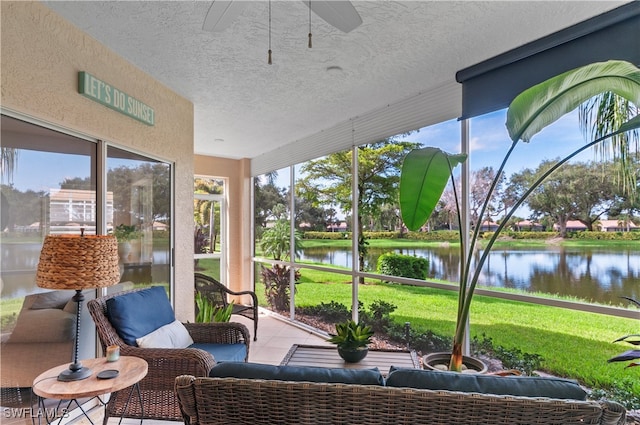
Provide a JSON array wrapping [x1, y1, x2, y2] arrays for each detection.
[[399, 60, 640, 372], [608, 296, 640, 368]]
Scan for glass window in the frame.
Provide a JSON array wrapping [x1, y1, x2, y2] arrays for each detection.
[[253, 167, 293, 313], [107, 146, 172, 291], [0, 115, 174, 400], [194, 176, 225, 281], [0, 115, 96, 394]]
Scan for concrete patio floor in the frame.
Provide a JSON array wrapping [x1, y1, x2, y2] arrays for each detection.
[[234, 308, 333, 364]]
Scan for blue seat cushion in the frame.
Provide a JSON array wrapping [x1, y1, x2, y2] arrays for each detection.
[[209, 361, 384, 385], [191, 343, 248, 363], [106, 286, 175, 346], [385, 367, 587, 400]]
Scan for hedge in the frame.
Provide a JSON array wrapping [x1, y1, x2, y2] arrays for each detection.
[[376, 252, 429, 280], [301, 230, 640, 241]]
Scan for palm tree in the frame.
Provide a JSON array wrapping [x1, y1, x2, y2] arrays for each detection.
[[579, 92, 639, 198], [1, 148, 18, 184], [1, 147, 18, 231]]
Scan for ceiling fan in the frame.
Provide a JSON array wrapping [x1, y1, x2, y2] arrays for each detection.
[[203, 0, 363, 34]]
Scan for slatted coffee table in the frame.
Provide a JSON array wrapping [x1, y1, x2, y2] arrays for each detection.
[[280, 344, 420, 376]]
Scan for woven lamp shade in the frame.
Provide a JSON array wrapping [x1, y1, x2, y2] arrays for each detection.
[[36, 234, 121, 290]]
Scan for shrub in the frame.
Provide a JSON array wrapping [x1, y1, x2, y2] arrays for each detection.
[[303, 231, 350, 240], [363, 231, 399, 240], [405, 230, 460, 241], [298, 301, 350, 322], [589, 378, 640, 410], [472, 334, 543, 376], [261, 264, 300, 311], [359, 300, 397, 333], [377, 253, 429, 280]]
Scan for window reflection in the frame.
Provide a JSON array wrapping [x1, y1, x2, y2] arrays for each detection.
[[107, 146, 171, 289]]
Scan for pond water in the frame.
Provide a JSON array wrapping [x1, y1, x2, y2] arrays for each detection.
[[299, 245, 640, 305], [1, 243, 171, 298]]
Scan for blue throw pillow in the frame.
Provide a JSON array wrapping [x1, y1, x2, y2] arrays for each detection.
[[209, 362, 385, 386], [385, 367, 587, 400], [106, 286, 175, 346]]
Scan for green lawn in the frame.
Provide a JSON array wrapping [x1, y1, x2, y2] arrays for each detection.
[[257, 266, 639, 396]]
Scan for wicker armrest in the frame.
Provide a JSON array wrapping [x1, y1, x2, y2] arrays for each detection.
[[598, 399, 627, 425], [119, 345, 216, 377], [175, 375, 198, 425], [184, 321, 251, 346]]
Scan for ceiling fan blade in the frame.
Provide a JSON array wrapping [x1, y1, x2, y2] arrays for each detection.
[[203, 0, 247, 32], [305, 1, 362, 33]]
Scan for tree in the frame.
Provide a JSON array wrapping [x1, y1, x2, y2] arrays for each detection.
[[298, 139, 418, 281], [579, 92, 639, 199], [294, 197, 326, 231], [106, 163, 171, 227], [194, 178, 223, 260], [469, 167, 502, 228], [0, 184, 44, 230], [514, 160, 618, 235], [60, 176, 92, 190], [607, 151, 640, 218], [1, 148, 18, 185], [254, 181, 286, 231]]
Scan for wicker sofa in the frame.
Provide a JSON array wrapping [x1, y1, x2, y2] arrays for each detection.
[[175, 363, 626, 425]]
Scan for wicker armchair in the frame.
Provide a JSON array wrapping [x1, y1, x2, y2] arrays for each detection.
[[195, 272, 259, 340], [87, 287, 250, 421]]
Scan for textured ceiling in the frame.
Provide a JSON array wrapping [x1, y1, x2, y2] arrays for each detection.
[[43, 1, 628, 160]]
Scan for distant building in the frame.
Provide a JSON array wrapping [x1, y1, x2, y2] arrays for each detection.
[[514, 220, 544, 231], [327, 221, 348, 232], [553, 220, 638, 232], [478, 220, 499, 231], [555, 220, 588, 232], [596, 219, 638, 232]]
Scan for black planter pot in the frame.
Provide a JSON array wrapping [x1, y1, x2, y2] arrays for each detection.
[[338, 347, 368, 363], [422, 352, 488, 374]]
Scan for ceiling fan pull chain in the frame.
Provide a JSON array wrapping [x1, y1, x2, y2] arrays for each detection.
[[308, 1, 312, 48], [268, 0, 273, 64]]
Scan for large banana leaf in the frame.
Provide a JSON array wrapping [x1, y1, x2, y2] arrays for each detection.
[[608, 350, 640, 363], [399, 147, 467, 231], [506, 60, 640, 143]]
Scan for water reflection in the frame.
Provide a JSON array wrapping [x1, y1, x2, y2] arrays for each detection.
[[299, 246, 640, 305], [1, 243, 171, 298]]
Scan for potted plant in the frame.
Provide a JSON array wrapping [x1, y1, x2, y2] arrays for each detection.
[[195, 291, 235, 323], [399, 60, 640, 372], [328, 319, 374, 363], [113, 224, 140, 261]]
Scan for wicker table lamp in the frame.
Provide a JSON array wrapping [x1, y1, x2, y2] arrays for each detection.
[[35, 229, 120, 381]]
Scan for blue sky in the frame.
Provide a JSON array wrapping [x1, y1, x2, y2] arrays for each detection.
[[7, 152, 140, 192], [404, 108, 595, 177], [268, 106, 598, 186]]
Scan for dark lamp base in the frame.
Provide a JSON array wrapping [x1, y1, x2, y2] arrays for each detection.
[[57, 366, 92, 382]]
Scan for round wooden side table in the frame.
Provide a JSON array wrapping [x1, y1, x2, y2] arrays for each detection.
[[32, 356, 148, 425]]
